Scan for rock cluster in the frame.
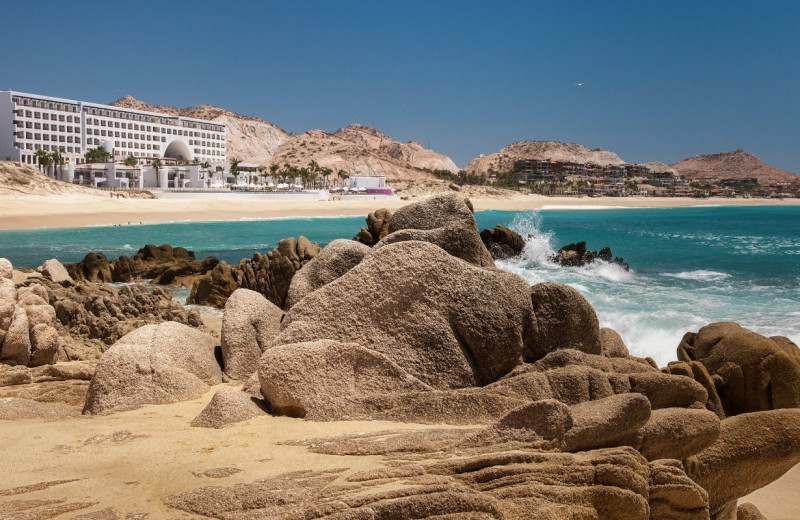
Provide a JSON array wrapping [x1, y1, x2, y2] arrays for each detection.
[[1, 259, 61, 367], [187, 236, 321, 309], [37, 192, 800, 518], [66, 243, 219, 285], [1, 257, 206, 365], [550, 240, 630, 270]]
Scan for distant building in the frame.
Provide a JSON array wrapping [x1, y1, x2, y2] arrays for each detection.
[[0, 90, 226, 168]]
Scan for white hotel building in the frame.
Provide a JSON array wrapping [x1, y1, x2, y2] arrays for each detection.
[[0, 90, 226, 169]]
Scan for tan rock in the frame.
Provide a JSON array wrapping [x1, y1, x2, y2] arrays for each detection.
[[563, 393, 651, 452], [83, 322, 222, 415], [0, 396, 80, 420], [600, 327, 630, 358], [648, 459, 709, 520], [1, 306, 31, 366], [41, 258, 73, 284], [528, 282, 602, 360], [0, 363, 31, 386], [379, 192, 495, 268], [0, 257, 12, 280], [736, 502, 767, 520], [285, 239, 370, 308], [687, 408, 800, 516], [679, 322, 800, 416], [190, 388, 267, 428], [220, 289, 283, 381], [275, 240, 535, 390], [626, 407, 720, 461], [259, 340, 430, 419], [628, 371, 708, 409]]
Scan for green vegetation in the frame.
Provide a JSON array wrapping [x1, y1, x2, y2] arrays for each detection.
[[84, 146, 112, 164], [124, 155, 137, 167]]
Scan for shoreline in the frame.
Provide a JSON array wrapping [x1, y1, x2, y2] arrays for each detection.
[[1, 193, 798, 231]]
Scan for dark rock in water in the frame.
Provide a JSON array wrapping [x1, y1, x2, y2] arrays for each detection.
[[480, 225, 526, 259], [66, 252, 114, 283], [66, 244, 219, 286], [550, 241, 629, 270], [187, 236, 321, 309], [353, 208, 393, 246]]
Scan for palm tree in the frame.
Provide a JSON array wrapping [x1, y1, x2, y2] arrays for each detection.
[[124, 155, 137, 167], [229, 157, 241, 186], [320, 167, 332, 189], [35, 150, 53, 176], [337, 169, 349, 187], [50, 147, 65, 180], [152, 158, 163, 188]]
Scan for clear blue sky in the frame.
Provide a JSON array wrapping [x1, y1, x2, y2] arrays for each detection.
[[3, 0, 798, 171]]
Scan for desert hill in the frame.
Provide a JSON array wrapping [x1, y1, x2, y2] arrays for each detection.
[[111, 96, 457, 180], [671, 150, 799, 185], [0, 161, 107, 198], [466, 140, 627, 174]]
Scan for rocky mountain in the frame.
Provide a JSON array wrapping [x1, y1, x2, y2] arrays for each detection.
[[111, 96, 457, 180], [270, 124, 458, 181], [671, 150, 799, 185], [466, 141, 626, 174]]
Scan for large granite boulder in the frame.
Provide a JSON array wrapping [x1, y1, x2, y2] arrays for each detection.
[[260, 340, 431, 419], [220, 289, 283, 381], [285, 239, 370, 308], [376, 193, 495, 268], [678, 322, 800, 416], [273, 240, 536, 390], [83, 322, 222, 415], [527, 282, 602, 360]]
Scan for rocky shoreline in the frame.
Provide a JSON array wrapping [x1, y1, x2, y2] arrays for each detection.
[[1, 193, 799, 519]]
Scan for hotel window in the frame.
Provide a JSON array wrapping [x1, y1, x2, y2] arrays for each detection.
[[43, 123, 49, 130]]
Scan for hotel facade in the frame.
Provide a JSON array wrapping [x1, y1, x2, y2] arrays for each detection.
[[0, 90, 226, 168]]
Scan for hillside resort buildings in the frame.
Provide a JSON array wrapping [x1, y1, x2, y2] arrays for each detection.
[[0, 90, 227, 188]]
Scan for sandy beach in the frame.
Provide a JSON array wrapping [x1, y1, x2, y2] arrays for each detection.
[[1, 386, 796, 518], [1, 192, 798, 230]]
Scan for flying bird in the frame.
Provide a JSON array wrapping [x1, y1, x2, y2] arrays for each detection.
[[574, 82, 585, 86]]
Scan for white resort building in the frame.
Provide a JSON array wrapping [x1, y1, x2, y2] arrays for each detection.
[[0, 90, 226, 187]]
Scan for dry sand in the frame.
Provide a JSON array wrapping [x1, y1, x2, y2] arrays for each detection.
[[0, 388, 796, 518], [0, 192, 798, 230], [0, 388, 465, 518]]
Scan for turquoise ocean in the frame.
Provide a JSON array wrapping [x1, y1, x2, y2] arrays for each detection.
[[1, 205, 798, 366]]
